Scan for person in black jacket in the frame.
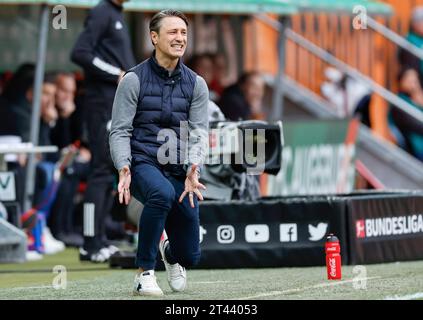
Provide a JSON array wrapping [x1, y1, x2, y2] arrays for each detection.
[[398, 7, 423, 86], [218, 71, 265, 121], [70, 0, 136, 262]]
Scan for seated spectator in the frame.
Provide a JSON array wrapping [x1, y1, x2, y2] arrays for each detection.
[[0, 66, 57, 210], [38, 73, 58, 147], [187, 54, 220, 101], [9, 72, 66, 259], [218, 71, 265, 121], [51, 73, 76, 148], [0, 64, 36, 233], [209, 52, 237, 98], [32, 73, 66, 254], [399, 6, 423, 85], [0, 63, 35, 139], [48, 73, 90, 247], [2, 68, 57, 144], [0, 66, 66, 259], [390, 68, 423, 161]]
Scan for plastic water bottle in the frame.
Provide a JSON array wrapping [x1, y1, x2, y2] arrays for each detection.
[[325, 234, 342, 280]]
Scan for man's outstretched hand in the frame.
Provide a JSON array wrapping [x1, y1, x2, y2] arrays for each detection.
[[179, 164, 206, 208], [118, 165, 131, 205]]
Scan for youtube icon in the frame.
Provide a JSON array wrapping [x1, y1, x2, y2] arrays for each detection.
[[245, 225, 270, 243]]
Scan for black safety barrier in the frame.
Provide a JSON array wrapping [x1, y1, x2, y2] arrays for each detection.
[[344, 191, 423, 264], [109, 191, 423, 269], [195, 196, 348, 268]]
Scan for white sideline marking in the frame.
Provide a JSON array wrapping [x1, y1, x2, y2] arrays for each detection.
[[234, 276, 382, 300], [1, 285, 54, 291], [4, 281, 236, 291], [384, 292, 423, 300], [192, 281, 238, 284]]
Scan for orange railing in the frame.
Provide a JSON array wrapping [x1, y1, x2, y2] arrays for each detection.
[[243, 0, 423, 142]]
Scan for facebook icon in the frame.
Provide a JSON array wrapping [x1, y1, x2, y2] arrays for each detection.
[[280, 224, 298, 242]]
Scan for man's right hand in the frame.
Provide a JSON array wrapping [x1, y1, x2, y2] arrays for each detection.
[[118, 165, 131, 205]]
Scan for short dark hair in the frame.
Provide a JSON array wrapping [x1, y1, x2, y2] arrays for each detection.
[[149, 10, 188, 34], [44, 72, 57, 85], [238, 71, 262, 87], [2, 63, 35, 100], [186, 54, 212, 70]]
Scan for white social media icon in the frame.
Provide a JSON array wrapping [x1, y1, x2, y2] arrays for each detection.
[[217, 225, 235, 244], [280, 224, 298, 242], [308, 223, 328, 241], [245, 225, 269, 243]]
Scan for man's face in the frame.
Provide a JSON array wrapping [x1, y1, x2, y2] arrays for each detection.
[[244, 75, 265, 104], [41, 83, 56, 109], [40, 83, 58, 124], [413, 21, 423, 36], [400, 69, 421, 93], [56, 75, 76, 106], [152, 16, 187, 59]]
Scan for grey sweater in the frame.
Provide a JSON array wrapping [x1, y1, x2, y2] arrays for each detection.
[[109, 71, 209, 174]]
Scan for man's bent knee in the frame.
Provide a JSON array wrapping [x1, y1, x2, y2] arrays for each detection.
[[148, 187, 175, 210]]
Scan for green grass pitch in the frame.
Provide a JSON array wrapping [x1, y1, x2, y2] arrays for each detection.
[[0, 249, 422, 300]]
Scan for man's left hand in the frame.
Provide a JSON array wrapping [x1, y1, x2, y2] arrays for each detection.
[[179, 164, 206, 208]]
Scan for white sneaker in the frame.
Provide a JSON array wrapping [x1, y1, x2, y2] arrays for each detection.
[[133, 270, 164, 296], [107, 245, 120, 256], [26, 250, 43, 261], [159, 234, 187, 292], [79, 247, 111, 263], [43, 227, 65, 255]]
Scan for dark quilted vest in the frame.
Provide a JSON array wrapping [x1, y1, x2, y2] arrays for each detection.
[[128, 54, 197, 176]]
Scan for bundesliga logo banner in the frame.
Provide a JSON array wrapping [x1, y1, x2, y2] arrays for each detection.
[[356, 215, 423, 239], [347, 192, 423, 264]]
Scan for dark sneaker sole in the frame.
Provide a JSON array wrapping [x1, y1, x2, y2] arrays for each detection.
[[79, 255, 108, 263]]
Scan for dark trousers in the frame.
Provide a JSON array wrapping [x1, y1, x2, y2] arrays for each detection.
[[83, 105, 115, 252], [49, 161, 90, 236], [131, 162, 201, 270]]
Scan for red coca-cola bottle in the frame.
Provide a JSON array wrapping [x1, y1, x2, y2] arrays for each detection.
[[325, 234, 342, 280]]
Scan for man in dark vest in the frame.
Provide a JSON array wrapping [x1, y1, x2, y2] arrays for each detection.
[[109, 10, 209, 296], [70, 0, 136, 262]]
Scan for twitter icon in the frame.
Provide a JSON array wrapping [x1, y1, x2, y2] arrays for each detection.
[[308, 223, 328, 241]]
